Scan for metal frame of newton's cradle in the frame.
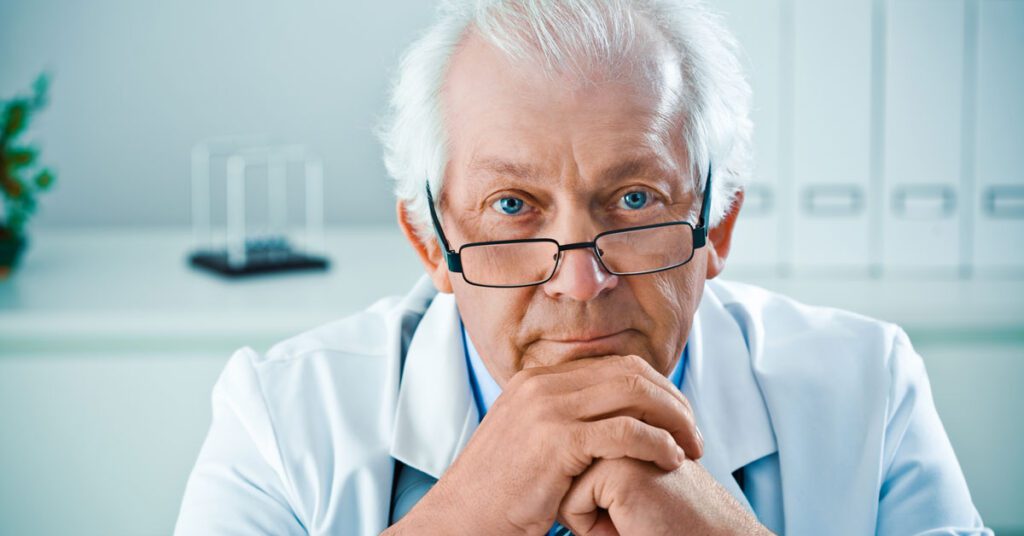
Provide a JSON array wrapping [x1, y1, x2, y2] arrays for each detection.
[[188, 137, 329, 277]]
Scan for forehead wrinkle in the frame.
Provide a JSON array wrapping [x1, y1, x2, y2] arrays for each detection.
[[640, 104, 691, 191], [597, 154, 675, 186], [631, 38, 689, 192], [466, 156, 545, 182]]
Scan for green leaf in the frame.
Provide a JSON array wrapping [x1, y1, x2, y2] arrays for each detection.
[[2, 176, 26, 199], [2, 101, 29, 139], [20, 194, 37, 213], [5, 188, 35, 214], [0, 73, 55, 230], [34, 169, 54, 189], [32, 74, 50, 109], [6, 147, 37, 168], [5, 210, 26, 234]]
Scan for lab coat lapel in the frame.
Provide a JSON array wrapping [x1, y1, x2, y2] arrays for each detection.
[[683, 282, 778, 510], [716, 281, 889, 535], [389, 287, 480, 480]]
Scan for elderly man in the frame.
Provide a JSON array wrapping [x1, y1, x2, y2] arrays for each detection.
[[175, 0, 990, 534]]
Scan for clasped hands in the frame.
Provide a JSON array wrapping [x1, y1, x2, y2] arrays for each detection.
[[386, 355, 770, 535]]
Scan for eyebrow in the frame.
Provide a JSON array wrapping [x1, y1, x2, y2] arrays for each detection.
[[467, 158, 542, 181], [466, 155, 677, 185], [597, 156, 677, 184]]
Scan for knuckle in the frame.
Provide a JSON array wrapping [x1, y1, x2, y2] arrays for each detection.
[[515, 374, 545, 399], [510, 366, 539, 385], [657, 428, 677, 450], [570, 422, 589, 450], [613, 416, 639, 443], [568, 424, 595, 460], [668, 393, 688, 417], [553, 389, 578, 417], [608, 354, 634, 372], [563, 425, 595, 474], [622, 373, 647, 396], [505, 372, 528, 393], [623, 354, 648, 372], [678, 392, 693, 410]]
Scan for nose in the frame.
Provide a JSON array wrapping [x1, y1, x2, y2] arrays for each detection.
[[542, 245, 619, 301]]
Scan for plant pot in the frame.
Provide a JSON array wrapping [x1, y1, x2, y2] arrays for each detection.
[[0, 232, 27, 279]]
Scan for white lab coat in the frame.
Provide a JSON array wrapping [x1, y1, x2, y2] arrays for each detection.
[[174, 275, 990, 535]]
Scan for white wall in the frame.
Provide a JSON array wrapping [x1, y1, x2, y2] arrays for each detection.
[[0, 0, 436, 227]]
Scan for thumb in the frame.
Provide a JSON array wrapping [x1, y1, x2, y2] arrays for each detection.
[[558, 464, 620, 536]]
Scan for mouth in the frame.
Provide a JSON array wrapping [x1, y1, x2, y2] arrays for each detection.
[[537, 329, 635, 359], [546, 330, 628, 344]]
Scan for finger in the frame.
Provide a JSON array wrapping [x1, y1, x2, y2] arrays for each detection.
[[558, 465, 620, 536], [525, 354, 691, 410], [557, 510, 619, 536], [573, 416, 685, 472], [566, 374, 703, 460]]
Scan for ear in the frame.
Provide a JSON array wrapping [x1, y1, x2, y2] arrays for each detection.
[[397, 199, 454, 293], [704, 188, 744, 280]]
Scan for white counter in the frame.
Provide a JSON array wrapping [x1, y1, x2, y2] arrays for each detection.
[[0, 227, 424, 353]]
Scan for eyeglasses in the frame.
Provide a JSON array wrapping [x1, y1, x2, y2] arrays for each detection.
[[426, 164, 713, 288]]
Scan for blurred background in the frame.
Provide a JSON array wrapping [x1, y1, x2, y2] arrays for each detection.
[[0, 0, 1021, 534]]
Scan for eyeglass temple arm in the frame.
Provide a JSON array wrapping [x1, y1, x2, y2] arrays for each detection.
[[425, 182, 464, 273], [692, 162, 713, 249]]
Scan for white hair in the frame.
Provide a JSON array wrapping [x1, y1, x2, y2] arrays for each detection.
[[378, 0, 752, 240]]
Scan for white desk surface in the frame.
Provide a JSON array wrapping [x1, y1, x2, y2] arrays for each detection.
[[1, 227, 1021, 352]]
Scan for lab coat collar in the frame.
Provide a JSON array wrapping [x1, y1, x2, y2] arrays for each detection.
[[388, 280, 479, 480], [388, 276, 778, 493], [683, 282, 778, 506]]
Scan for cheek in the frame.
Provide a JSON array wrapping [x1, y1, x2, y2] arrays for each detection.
[[451, 281, 535, 382], [631, 268, 701, 371]]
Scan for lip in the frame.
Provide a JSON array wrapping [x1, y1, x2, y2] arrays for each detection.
[[545, 330, 629, 344], [531, 330, 637, 363]]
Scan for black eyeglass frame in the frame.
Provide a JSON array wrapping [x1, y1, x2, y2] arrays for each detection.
[[425, 163, 714, 288]]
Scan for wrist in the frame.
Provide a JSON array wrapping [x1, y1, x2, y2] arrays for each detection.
[[389, 474, 515, 536], [385, 507, 461, 536], [710, 506, 774, 536]]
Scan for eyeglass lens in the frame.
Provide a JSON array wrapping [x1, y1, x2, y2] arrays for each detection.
[[459, 223, 695, 287]]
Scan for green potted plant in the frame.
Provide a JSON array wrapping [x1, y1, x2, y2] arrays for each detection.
[[0, 74, 56, 279]]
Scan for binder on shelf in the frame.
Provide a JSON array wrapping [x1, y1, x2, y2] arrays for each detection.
[[881, 0, 965, 275], [715, 0, 786, 274], [973, 0, 1024, 274], [791, 0, 874, 274]]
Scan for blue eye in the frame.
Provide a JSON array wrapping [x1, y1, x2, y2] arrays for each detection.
[[492, 196, 525, 215], [620, 191, 649, 210]]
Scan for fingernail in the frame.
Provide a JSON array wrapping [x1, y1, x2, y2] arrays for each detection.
[[696, 425, 704, 447]]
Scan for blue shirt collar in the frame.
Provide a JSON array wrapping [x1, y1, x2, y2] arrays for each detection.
[[461, 319, 688, 420]]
